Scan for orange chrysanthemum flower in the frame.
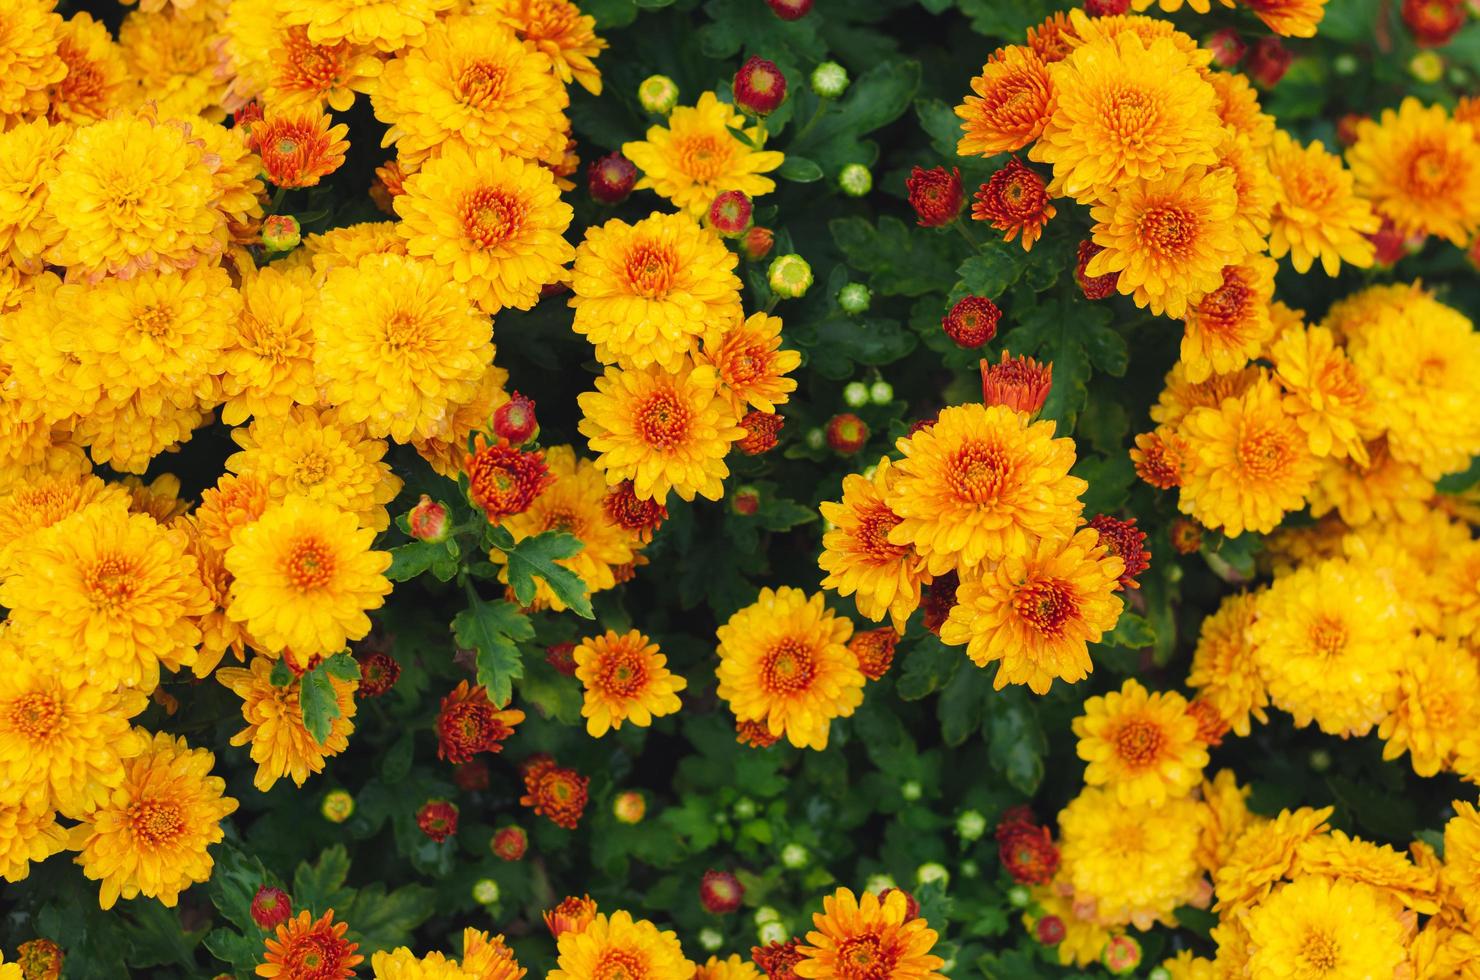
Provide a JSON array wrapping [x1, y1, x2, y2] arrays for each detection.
[[1025, 12, 1077, 63], [436, 681, 525, 763], [250, 106, 349, 189], [479, 0, 607, 95], [464, 437, 555, 523], [1179, 257, 1278, 383], [264, 27, 382, 113], [971, 158, 1056, 251], [1267, 131, 1378, 276], [573, 629, 686, 737], [980, 351, 1053, 416], [257, 909, 363, 979], [195, 473, 271, 553], [818, 458, 927, 632], [955, 45, 1054, 158], [520, 758, 589, 829], [1073, 678, 1208, 806], [1347, 98, 1480, 246], [545, 895, 598, 939], [698, 312, 802, 415], [794, 888, 946, 980], [48, 12, 129, 125], [849, 628, 900, 682], [1243, 0, 1329, 37]]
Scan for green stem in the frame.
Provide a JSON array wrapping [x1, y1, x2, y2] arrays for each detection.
[[764, 294, 779, 315], [269, 185, 288, 215], [790, 99, 827, 145], [952, 218, 982, 252]]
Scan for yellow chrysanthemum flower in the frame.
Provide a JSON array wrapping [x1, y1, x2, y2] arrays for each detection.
[[1440, 538, 1480, 646], [1177, 376, 1319, 536], [411, 363, 511, 479], [315, 254, 493, 444], [118, 7, 230, 121], [1149, 362, 1261, 429], [1270, 324, 1373, 462], [292, 219, 408, 278], [697, 312, 800, 415], [1179, 256, 1277, 383], [1319, 281, 1425, 346], [0, 116, 66, 274], [0, 502, 209, 690], [71, 382, 215, 475], [694, 955, 760, 980], [0, 0, 65, 126], [1073, 678, 1208, 806], [1245, 0, 1331, 37], [369, 948, 471, 980], [177, 516, 249, 679], [224, 496, 392, 666], [194, 472, 271, 554], [623, 92, 784, 217], [1085, 166, 1243, 319], [192, 119, 265, 238], [492, 446, 637, 611], [795, 888, 946, 980], [374, 16, 568, 167], [218, 264, 318, 426], [577, 362, 744, 503], [477, 0, 607, 95], [1347, 297, 1480, 480], [1308, 439, 1434, 527], [1196, 769, 1261, 875], [0, 455, 130, 578], [1210, 130, 1275, 257], [1186, 592, 1267, 736], [1348, 98, 1480, 245], [573, 630, 686, 737], [45, 111, 225, 279], [955, 45, 1055, 158], [884, 403, 1086, 576], [1063, 9, 1211, 66], [1022, 884, 1116, 968], [396, 142, 574, 315], [0, 634, 149, 817], [818, 458, 928, 633], [260, 26, 384, 113], [940, 529, 1123, 695], [1294, 828, 1439, 914], [1056, 787, 1204, 929], [1212, 804, 1331, 912], [72, 731, 238, 909], [715, 586, 863, 751], [1243, 876, 1407, 980], [48, 11, 130, 125], [1250, 557, 1406, 737], [217, 655, 357, 792], [569, 211, 742, 371], [1030, 32, 1221, 204], [226, 405, 402, 533], [460, 928, 524, 980], [1442, 802, 1480, 925], [1208, 70, 1275, 149], [549, 910, 694, 980], [1344, 515, 1452, 636], [1266, 130, 1378, 276], [0, 796, 68, 882], [281, 0, 454, 52]]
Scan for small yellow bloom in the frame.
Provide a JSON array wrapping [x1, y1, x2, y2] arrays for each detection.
[[1073, 679, 1207, 806], [574, 630, 686, 737], [549, 910, 694, 980], [623, 92, 784, 217]]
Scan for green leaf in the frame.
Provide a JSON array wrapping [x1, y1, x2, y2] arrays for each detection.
[[1005, 296, 1126, 427], [322, 651, 360, 682], [269, 660, 293, 687], [207, 845, 274, 934], [957, 249, 1025, 299], [895, 636, 961, 701], [697, 0, 827, 63], [381, 730, 414, 783], [517, 657, 584, 725], [1102, 612, 1156, 650], [453, 598, 533, 707], [386, 541, 444, 582], [938, 664, 992, 747], [345, 883, 436, 952], [778, 156, 824, 182], [958, 0, 1052, 38], [292, 844, 354, 915], [1072, 453, 1136, 517], [791, 60, 921, 172], [985, 688, 1046, 795], [798, 314, 918, 379], [831, 215, 957, 298], [757, 494, 818, 532], [1438, 456, 1480, 493], [579, 0, 638, 28], [121, 901, 204, 968], [204, 928, 261, 976], [300, 656, 352, 745], [501, 531, 595, 618]]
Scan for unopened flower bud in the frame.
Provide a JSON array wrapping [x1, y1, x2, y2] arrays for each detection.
[[250, 885, 292, 930], [614, 791, 647, 824], [406, 494, 449, 542], [321, 789, 354, 823], [781, 843, 809, 868], [768, 254, 813, 298], [838, 282, 871, 314], [708, 190, 753, 237], [491, 825, 528, 861], [732, 486, 761, 516], [734, 56, 788, 115], [916, 862, 949, 887], [588, 152, 637, 204], [767, 0, 812, 20], [493, 392, 538, 445], [838, 163, 872, 197], [638, 75, 679, 114], [473, 878, 501, 904], [261, 214, 301, 252], [811, 61, 849, 97], [1103, 935, 1142, 975], [700, 870, 745, 913], [699, 928, 724, 951], [843, 381, 870, 408], [869, 380, 894, 404], [825, 413, 869, 454], [740, 226, 775, 262], [956, 809, 988, 841]]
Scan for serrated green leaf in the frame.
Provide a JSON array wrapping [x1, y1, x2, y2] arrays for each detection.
[[207, 845, 274, 934], [985, 688, 1045, 795], [345, 883, 436, 952], [321, 651, 360, 682], [1438, 456, 1480, 493], [778, 156, 823, 182], [757, 495, 818, 532], [453, 598, 532, 707], [292, 845, 353, 915], [1072, 453, 1136, 517], [300, 657, 348, 745], [791, 60, 921, 172], [958, 0, 1052, 38], [579, 0, 637, 28], [204, 928, 261, 976], [697, 0, 827, 62], [381, 730, 414, 783], [957, 249, 1025, 299], [517, 657, 583, 725], [831, 215, 957, 298], [269, 659, 293, 687], [1102, 612, 1156, 649], [122, 899, 204, 968], [895, 636, 961, 701], [501, 531, 595, 618], [938, 664, 992, 746], [1004, 296, 1125, 427], [386, 541, 442, 582]]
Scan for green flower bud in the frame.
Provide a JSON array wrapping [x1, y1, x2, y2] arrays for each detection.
[[901, 780, 922, 801], [781, 843, 809, 869], [916, 862, 949, 887], [638, 75, 679, 114], [843, 381, 870, 407], [320, 789, 354, 823], [956, 809, 988, 841], [1008, 885, 1031, 908], [699, 928, 724, 952], [811, 61, 850, 98], [472, 878, 500, 904], [838, 282, 871, 315], [755, 906, 782, 926], [768, 253, 813, 298], [869, 380, 893, 404], [838, 163, 872, 197]]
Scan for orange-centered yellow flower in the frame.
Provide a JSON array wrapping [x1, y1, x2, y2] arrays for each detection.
[[819, 458, 928, 633], [479, 0, 607, 95], [573, 630, 686, 737], [698, 311, 801, 415], [955, 45, 1055, 158], [794, 888, 947, 980], [1347, 97, 1480, 246], [1073, 678, 1208, 806], [549, 910, 694, 980], [623, 92, 784, 217], [217, 656, 358, 792], [1179, 257, 1277, 384], [1266, 131, 1378, 276]]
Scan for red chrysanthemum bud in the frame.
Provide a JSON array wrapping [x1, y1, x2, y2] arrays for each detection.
[[355, 651, 400, 697], [732, 486, 761, 516], [733, 56, 788, 116], [1336, 113, 1368, 147], [416, 800, 459, 842], [588, 151, 637, 204], [1367, 217, 1423, 267], [250, 885, 292, 931], [436, 681, 522, 762], [454, 760, 490, 792], [604, 480, 668, 540], [1403, 0, 1466, 46], [545, 895, 599, 938], [1075, 240, 1119, 300], [920, 570, 958, 637], [740, 225, 775, 261], [825, 413, 869, 454], [700, 870, 745, 914], [1035, 914, 1066, 946], [998, 821, 1060, 885], [261, 214, 301, 252], [880, 887, 921, 921], [752, 939, 806, 980], [1170, 518, 1204, 555], [520, 760, 590, 829], [464, 436, 554, 523], [736, 718, 780, 748], [1087, 515, 1151, 591], [1083, 0, 1129, 13], [980, 351, 1052, 417], [849, 627, 900, 681], [1206, 27, 1246, 67], [971, 158, 1056, 250], [708, 190, 754, 237], [942, 295, 1001, 349], [613, 790, 647, 824], [546, 642, 578, 675], [491, 825, 528, 861], [737, 410, 784, 455], [1103, 935, 1143, 975], [907, 166, 964, 227], [1187, 698, 1230, 747], [1245, 36, 1292, 87], [493, 392, 539, 445], [16, 939, 63, 980], [765, 0, 812, 20], [407, 494, 449, 542]]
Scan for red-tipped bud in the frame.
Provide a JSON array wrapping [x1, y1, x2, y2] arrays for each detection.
[[907, 166, 964, 227], [603, 480, 668, 540], [588, 152, 637, 204], [849, 628, 900, 681], [825, 413, 869, 454], [407, 494, 449, 542], [546, 642, 578, 676], [1103, 935, 1143, 975], [700, 870, 745, 914], [613, 791, 647, 824], [736, 410, 784, 455], [261, 214, 301, 252], [733, 56, 788, 115], [1403, 0, 1466, 46], [1083, 0, 1129, 12], [880, 887, 921, 921], [356, 651, 400, 697], [1206, 28, 1247, 67], [493, 392, 539, 445], [736, 719, 781, 748], [1170, 518, 1204, 555], [545, 896, 599, 938], [1086, 515, 1150, 591], [1075, 240, 1118, 300], [492, 825, 528, 861], [708, 190, 754, 237], [732, 486, 761, 516], [942, 295, 1000, 349], [1035, 915, 1066, 946], [980, 351, 1052, 416], [766, 0, 812, 19], [1336, 113, 1368, 147], [250, 885, 292, 930], [1245, 37, 1293, 87], [416, 800, 459, 842], [740, 226, 775, 261]]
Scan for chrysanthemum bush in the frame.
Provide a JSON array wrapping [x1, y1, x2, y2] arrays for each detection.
[[2, 0, 1480, 976]]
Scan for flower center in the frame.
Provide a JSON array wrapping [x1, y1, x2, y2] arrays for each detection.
[[1113, 718, 1165, 769], [541, 506, 580, 535], [598, 647, 650, 698], [1196, 275, 1252, 336], [722, 346, 765, 386], [127, 798, 186, 848], [1013, 579, 1078, 637], [1236, 425, 1293, 480], [761, 637, 817, 694], [624, 242, 677, 297], [857, 506, 908, 562], [1309, 616, 1348, 658], [635, 390, 691, 450], [10, 692, 61, 740], [294, 450, 330, 488], [594, 948, 645, 980], [677, 134, 733, 183], [836, 933, 893, 980], [461, 188, 526, 249], [282, 933, 350, 979], [87, 555, 136, 606], [1140, 205, 1196, 256], [1406, 146, 1452, 193], [1105, 87, 1156, 144], [457, 60, 508, 106], [382, 310, 429, 352], [947, 440, 1012, 504], [1300, 930, 1339, 972], [135, 305, 175, 340], [284, 538, 336, 590], [281, 27, 349, 91]]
